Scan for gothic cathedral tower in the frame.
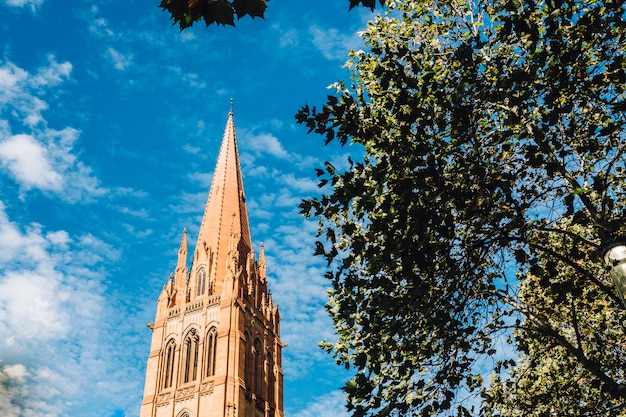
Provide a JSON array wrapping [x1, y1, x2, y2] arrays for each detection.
[[140, 111, 284, 417]]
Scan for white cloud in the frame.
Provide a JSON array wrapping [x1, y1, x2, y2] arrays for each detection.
[[0, 201, 143, 417], [0, 202, 107, 343], [309, 25, 362, 61], [258, 218, 341, 380], [188, 171, 214, 187], [88, 16, 114, 38], [46, 230, 70, 246], [2, 364, 27, 382], [0, 133, 63, 190], [289, 389, 350, 417], [279, 28, 300, 48], [0, 57, 106, 201], [0, 272, 70, 341], [180, 31, 196, 42], [183, 143, 202, 154], [247, 132, 291, 159], [0, 56, 71, 127], [107, 47, 133, 71], [31, 57, 72, 88], [169, 68, 207, 89], [0, 55, 106, 202], [278, 172, 320, 193], [170, 191, 208, 214], [0, 129, 106, 202], [3, 0, 43, 10]]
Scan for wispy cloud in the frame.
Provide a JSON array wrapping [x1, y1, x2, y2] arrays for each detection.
[[0, 133, 63, 190], [0, 2, 372, 416], [289, 390, 350, 417], [2, 0, 44, 11], [0, 56, 71, 127], [80, 7, 141, 75], [168, 66, 207, 89], [279, 28, 300, 48], [0, 58, 105, 202], [0, 128, 105, 202], [87, 15, 114, 38], [309, 25, 362, 61], [107, 47, 134, 71], [0, 201, 144, 417], [278, 172, 320, 193], [246, 132, 291, 159]]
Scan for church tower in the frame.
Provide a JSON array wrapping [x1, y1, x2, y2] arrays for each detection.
[[140, 111, 284, 417]]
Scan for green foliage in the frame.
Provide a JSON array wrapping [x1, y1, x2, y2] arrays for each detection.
[[482, 222, 626, 416], [158, 0, 267, 29], [297, 0, 626, 415], [158, 0, 385, 30]]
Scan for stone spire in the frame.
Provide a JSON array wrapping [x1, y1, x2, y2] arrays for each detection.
[[195, 111, 252, 291], [259, 242, 267, 281], [140, 109, 284, 417], [174, 228, 188, 293]]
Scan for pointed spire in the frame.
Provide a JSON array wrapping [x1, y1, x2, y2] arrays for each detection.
[[176, 228, 188, 273], [259, 243, 266, 281], [259, 243, 265, 264], [174, 229, 188, 303], [196, 111, 252, 292]]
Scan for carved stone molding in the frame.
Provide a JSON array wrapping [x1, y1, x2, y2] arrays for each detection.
[[185, 299, 204, 313], [167, 306, 181, 318], [156, 392, 171, 406], [175, 386, 195, 402], [200, 381, 214, 396], [207, 294, 221, 306]]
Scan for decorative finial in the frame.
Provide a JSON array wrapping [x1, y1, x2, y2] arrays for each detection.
[[229, 98, 234, 115]]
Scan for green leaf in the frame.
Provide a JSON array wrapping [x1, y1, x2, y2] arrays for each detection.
[[232, 0, 267, 19]]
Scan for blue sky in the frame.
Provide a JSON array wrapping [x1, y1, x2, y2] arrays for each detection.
[[0, 1, 373, 415]]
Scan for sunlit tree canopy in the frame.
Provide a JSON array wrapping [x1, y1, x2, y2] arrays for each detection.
[[297, 0, 626, 415]]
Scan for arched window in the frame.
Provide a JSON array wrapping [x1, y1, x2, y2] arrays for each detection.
[[181, 329, 199, 384], [254, 338, 263, 395], [162, 339, 176, 389], [243, 331, 250, 388], [196, 268, 206, 297], [204, 327, 218, 378], [177, 411, 191, 417], [267, 347, 275, 406]]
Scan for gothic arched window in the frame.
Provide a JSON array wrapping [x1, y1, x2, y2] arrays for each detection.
[[162, 339, 176, 389], [267, 347, 275, 406], [243, 331, 250, 388], [254, 338, 263, 395], [204, 327, 218, 378], [181, 329, 199, 384], [196, 268, 206, 297]]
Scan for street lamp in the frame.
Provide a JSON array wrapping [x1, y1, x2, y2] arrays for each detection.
[[600, 236, 626, 309]]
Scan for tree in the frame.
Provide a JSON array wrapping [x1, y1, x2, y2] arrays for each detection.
[[296, 0, 626, 415], [157, 0, 385, 29], [482, 223, 626, 416]]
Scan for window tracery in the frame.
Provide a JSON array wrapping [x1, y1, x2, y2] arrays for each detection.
[[254, 338, 263, 395], [268, 347, 275, 406], [197, 268, 206, 297], [181, 329, 199, 384], [162, 339, 176, 389], [204, 327, 218, 378], [243, 331, 250, 388]]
